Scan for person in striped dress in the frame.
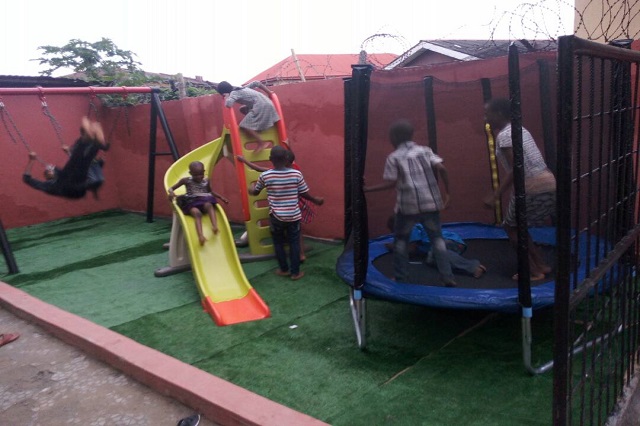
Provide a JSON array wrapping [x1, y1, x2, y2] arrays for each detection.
[[483, 98, 555, 281], [250, 146, 324, 280], [217, 80, 280, 153]]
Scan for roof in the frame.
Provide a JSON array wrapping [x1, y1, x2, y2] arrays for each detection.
[[385, 39, 557, 69], [0, 75, 92, 88], [62, 71, 217, 90], [245, 53, 398, 85]]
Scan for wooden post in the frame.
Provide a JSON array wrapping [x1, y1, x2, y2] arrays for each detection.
[[290, 49, 306, 82]]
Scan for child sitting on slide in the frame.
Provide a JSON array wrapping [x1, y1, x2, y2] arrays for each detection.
[[168, 161, 229, 246]]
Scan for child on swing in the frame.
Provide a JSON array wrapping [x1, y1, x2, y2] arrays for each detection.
[[23, 117, 109, 199], [167, 161, 229, 246]]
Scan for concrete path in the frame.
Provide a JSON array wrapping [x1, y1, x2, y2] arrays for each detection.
[[0, 307, 216, 426], [0, 282, 327, 426]]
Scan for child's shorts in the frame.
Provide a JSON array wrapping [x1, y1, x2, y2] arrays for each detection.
[[503, 191, 555, 227], [177, 194, 218, 215]]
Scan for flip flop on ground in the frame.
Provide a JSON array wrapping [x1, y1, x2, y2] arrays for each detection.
[[0, 333, 19, 348], [177, 414, 200, 426]]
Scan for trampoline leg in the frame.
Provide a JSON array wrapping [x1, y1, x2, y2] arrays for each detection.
[[522, 314, 553, 375], [350, 288, 367, 349]]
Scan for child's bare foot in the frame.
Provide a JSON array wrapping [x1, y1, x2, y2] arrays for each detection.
[[198, 235, 207, 245], [81, 116, 92, 139], [254, 140, 266, 153], [212, 227, 219, 234], [92, 122, 105, 143], [291, 271, 305, 281]]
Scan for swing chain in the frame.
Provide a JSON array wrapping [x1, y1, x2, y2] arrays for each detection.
[[0, 97, 47, 166], [0, 99, 20, 145], [38, 89, 65, 148], [87, 89, 100, 121]]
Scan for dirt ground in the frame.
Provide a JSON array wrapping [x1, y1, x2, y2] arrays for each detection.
[[0, 307, 217, 426]]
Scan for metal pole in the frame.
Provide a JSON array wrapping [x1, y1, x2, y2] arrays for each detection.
[[146, 94, 159, 223], [0, 219, 18, 274], [350, 64, 373, 291], [553, 34, 576, 426], [423, 77, 438, 152], [0, 87, 154, 95], [344, 78, 353, 243], [508, 43, 533, 309]]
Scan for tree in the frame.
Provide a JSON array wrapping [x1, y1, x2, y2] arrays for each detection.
[[34, 38, 145, 85], [33, 37, 216, 105]]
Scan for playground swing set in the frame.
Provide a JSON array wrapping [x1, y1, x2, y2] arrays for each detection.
[[0, 85, 292, 327], [0, 86, 181, 272]]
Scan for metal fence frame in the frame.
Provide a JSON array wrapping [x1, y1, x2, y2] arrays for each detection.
[[551, 35, 640, 426]]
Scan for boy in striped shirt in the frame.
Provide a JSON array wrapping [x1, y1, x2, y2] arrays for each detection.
[[250, 146, 324, 280]]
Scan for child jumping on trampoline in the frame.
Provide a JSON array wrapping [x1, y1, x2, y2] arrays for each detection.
[[168, 161, 229, 246], [364, 119, 457, 287], [216, 80, 280, 153], [483, 97, 556, 281]]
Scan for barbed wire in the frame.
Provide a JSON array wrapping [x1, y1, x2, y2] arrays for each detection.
[[485, 0, 640, 43], [263, 1, 640, 84]]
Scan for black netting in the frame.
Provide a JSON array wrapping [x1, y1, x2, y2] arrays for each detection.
[[341, 52, 557, 290]]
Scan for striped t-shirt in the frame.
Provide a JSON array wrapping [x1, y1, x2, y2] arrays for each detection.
[[254, 168, 309, 222]]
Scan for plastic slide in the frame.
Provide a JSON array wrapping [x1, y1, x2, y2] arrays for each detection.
[[163, 138, 270, 326]]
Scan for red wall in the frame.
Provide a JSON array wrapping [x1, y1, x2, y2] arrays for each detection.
[[0, 51, 555, 241]]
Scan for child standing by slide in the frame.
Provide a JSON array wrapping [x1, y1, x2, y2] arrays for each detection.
[[249, 146, 324, 280], [168, 161, 229, 246], [238, 149, 320, 262]]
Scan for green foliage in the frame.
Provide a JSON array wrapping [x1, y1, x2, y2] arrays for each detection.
[[33, 38, 218, 106], [35, 38, 142, 82]]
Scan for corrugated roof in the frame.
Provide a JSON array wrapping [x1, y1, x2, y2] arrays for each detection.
[[386, 39, 557, 69], [245, 53, 398, 85], [0, 75, 93, 88], [425, 39, 557, 59]]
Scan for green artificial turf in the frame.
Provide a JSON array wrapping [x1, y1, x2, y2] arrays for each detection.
[[2, 210, 555, 425]]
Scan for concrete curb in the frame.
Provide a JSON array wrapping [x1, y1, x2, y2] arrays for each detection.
[[0, 282, 328, 426]]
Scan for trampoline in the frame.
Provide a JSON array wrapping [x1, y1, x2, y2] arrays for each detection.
[[337, 222, 596, 313]]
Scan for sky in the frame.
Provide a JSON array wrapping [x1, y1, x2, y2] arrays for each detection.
[[1, 0, 574, 84]]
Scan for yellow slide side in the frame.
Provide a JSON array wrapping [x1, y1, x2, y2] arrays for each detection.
[[164, 138, 270, 326]]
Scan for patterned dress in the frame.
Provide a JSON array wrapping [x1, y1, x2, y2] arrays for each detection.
[[225, 81, 280, 131], [495, 125, 556, 226], [178, 177, 218, 214]]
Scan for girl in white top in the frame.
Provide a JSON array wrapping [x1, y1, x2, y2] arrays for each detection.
[[483, 98, 556, 281]]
